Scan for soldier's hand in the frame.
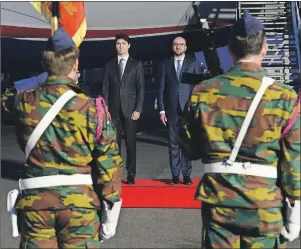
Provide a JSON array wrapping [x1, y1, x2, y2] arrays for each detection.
[[160, 113, 167, 126], [131, 111, 140, 120], [281, 224, 300, 242], [281, 199, 300, 242], [99, 199, 122, 241]]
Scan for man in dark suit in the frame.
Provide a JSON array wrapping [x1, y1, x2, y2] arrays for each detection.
[[157, 36, 203, 185], [102, 34, 145, 184]]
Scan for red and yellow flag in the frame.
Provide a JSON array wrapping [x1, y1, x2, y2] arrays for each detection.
[[31, 1, 87, 47]]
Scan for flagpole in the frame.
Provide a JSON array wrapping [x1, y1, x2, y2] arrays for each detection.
[[51, 1, 59, 35]]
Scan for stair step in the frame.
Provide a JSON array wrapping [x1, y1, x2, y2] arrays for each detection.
[[264, 55, 298, 59], [264, 27, 293, 30], [265, 76, 293, 79], [266, 34, 294, 37], [265, 71, 295, 74], [240, 6, 286, 10], [240, 2, 286, 5], [266, 35, 295, 39], [266, 50, 297, 53], [262, 65, 299, 69], [263, 58, 298, 61], [243, 12, 290, 16], [265, 72, 295, 74], [262, 22, 290, 25], [267, 47, 297, 50], [265, 72, 294, 75], [258, 15, 292, 19], [254, 15, 291, 19], [265, 69, 295, 74], [263, 65, 299, 68], [265, 76, 292, 79], [265, 73, 294, 76]]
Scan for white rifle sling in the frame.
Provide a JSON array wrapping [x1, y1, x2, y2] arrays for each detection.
[[204, 76, 277, 178], [226, 76, 275, 165], [25, 90, 77, 160]]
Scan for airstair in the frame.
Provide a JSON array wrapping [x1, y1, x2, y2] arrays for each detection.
[[238, 1, 300, 84]]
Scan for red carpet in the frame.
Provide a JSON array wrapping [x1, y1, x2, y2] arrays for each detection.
[[121, 178, 202, 209]]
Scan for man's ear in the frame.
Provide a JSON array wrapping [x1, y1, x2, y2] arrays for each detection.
[[74, 59, 79, 72], [128, 43, 131, 49], [260, 42, 268, 58], [227, 45, 236, 62]]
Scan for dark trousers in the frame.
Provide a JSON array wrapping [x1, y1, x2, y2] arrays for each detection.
[[112, 114, 137, 179], [168, 107, 192, 178]]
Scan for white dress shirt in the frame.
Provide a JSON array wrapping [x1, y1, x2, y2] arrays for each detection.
[[174, 54, 185, 72], [160, 55, 185, 114]]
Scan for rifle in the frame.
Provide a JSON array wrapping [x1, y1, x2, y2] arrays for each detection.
[[179, 3, 226, 160], [182, 2, 224, 85]]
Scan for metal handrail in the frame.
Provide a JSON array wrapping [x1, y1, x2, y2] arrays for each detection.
[[291, 1, 300, 76]]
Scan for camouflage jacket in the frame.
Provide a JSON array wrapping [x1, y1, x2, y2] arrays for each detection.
[[183, 62, 300, 209], [1, 76, 123, 211]]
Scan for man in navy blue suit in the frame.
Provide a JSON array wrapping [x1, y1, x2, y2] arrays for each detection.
[[157, 37, 203, 185]]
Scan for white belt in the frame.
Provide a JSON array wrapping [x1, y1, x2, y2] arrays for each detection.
[[204, 162, 278, 178], [19, 174, 93, 190], [7, 174, 93, 238]]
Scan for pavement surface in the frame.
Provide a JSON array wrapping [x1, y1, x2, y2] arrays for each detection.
[[1, 124, 300, 248]]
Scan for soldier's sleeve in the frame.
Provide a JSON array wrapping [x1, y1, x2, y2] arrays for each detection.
[[91, 97, 123, 205], [1, 87, 20, 125], [280, 92, 301, 201], [180, 84, 204, 160]]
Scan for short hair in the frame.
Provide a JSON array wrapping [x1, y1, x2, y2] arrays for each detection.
[[41, 47, 79, 76], [228, 30, 266, 59], [115, 33, 131, 44]]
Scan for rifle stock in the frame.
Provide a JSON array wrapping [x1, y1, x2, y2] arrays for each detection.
[[182, 3, 224, 87], [179, 3, 225, 160]]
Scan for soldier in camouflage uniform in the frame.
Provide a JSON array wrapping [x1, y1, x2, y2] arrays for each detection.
[[181, 12, 300, 248], [2, 28, 123, 248]]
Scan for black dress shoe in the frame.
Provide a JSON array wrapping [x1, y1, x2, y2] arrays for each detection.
[[183, 176, 193, 185], [169, 176, 180, 185], [125, 177, 135, 184]]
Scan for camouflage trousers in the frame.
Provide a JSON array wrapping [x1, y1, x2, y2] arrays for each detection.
[[201, 203, 287, 249], [18, 208, 101, 249]]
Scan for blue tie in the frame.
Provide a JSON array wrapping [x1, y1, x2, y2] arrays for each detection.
[[176, 60, 181, 80]]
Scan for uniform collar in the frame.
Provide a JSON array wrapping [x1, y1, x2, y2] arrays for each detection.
[[231, 61, 268, 76], [45, 75, 81, 91]]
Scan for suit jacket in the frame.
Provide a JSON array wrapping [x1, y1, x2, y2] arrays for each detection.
[[157, 56, 203, 119], [102, 56, 145, 119]]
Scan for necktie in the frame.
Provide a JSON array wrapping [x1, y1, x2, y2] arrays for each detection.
[[118, 58, 125, 80], [176, 60, 181, 80]]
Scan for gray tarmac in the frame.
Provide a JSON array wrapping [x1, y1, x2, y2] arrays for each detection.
[[1, 125, 300, 248]]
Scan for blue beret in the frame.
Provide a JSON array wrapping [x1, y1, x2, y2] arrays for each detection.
[[45, 27, 75, 52], [232, 11, 264, 37]]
